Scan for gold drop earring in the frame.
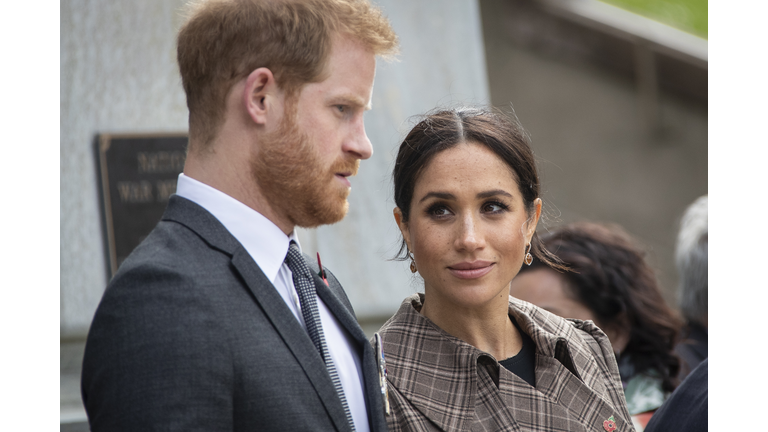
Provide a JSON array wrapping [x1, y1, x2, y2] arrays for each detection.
[[524, 243, 533, 266], [409, 252, 418, 273]]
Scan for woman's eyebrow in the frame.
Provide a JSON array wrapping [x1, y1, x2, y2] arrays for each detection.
[[418, 189, 514, 204], [476, 189, 514, 200], [418, 191, 455, 204]]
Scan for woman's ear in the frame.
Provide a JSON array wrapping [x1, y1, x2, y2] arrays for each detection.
[[525, 198, 543, 241], [243, 67, 280, 125], [393, 207, 410, 249]]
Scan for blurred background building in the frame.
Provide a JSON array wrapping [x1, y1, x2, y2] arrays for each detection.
[[60, 0, 706, 429]]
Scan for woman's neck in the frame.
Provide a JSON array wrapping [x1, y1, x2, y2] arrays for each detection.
[[420, 291, 523, 361]]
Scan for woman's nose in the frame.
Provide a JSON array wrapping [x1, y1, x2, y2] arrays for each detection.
[[455, 214, 484, 251]]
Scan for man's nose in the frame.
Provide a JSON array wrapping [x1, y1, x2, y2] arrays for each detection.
[[344, 116, 373, 160]]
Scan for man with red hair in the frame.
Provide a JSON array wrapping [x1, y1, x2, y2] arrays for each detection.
[[81, 1, 398, 430]]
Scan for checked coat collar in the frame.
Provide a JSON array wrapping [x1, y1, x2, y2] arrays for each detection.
[[378, 294, 634, 432]]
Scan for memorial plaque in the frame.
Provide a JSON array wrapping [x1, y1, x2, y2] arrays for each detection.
[[96, 134, 188, 278]]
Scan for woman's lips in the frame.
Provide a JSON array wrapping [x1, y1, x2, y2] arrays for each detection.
[[448, 261, 494, 279]]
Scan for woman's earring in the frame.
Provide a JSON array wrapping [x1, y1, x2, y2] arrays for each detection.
[[524, 243, 533, 266], [409, 252, 417, 273]]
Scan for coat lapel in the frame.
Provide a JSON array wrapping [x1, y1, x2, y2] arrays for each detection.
[[379, 296, 476, 431], [533, 355, 633, 431], [510, 297, 634, 431]]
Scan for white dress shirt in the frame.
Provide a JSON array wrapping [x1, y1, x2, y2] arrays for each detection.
[[175, 174, 369, 432]]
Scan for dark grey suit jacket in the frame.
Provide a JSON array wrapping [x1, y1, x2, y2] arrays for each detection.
[[81, 195, 387, 431]]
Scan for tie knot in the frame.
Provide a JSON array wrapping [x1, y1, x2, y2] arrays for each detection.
[[285, 240, 301, 262], [285, 241, 310, 277]]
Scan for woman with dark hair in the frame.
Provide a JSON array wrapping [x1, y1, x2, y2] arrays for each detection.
[[374, 107, 633, 432], [510, 222, 681, 430]]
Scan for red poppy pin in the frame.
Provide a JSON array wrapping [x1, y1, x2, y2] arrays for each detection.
[[603, 415, 617, 432], [316, 252, 329, 286]]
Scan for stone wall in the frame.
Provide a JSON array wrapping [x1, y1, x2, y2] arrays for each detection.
[[60, 0, 490, 340]]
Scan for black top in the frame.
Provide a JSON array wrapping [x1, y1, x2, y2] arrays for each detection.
[[499, 316, 536, 387]]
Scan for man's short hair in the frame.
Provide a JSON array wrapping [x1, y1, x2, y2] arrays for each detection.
[[177, 0, 398, 150], [675, 195, 707, 325]]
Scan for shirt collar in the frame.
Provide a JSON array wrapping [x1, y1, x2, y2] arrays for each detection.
[[175, 173, 299, 283]]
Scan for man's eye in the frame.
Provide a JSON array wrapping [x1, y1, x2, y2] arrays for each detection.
[[336, 105, 346, 113]]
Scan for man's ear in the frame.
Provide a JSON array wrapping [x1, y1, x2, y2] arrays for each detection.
[[243, 67, 279, 125], [393, 207, 410, 250]]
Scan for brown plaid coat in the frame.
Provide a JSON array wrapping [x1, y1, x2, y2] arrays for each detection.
[[375, 294, 634, 432]]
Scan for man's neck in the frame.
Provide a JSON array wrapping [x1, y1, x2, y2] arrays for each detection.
[[183, 151, 294, 235]]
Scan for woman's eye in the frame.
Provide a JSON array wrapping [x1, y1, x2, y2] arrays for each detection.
[[427, 204, 451, 217], [483, 201, 508, 213]]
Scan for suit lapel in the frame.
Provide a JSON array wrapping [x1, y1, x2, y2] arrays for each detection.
[[313, 268, 388, 432], [229, 251, 351, 432], [314, 275, 366, 344], [163, 196, 351, 432]]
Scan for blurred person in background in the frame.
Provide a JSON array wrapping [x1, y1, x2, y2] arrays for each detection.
[[644, 358, 708, 432], [510, 222, 681, 431], [673, 195, 707, 380], [376, 107, 634, 432]]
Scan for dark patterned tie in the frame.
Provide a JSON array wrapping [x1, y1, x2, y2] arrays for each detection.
[[284, 241, 355, 431]]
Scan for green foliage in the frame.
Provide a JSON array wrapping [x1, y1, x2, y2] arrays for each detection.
[[599, 0, 707, 39]]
